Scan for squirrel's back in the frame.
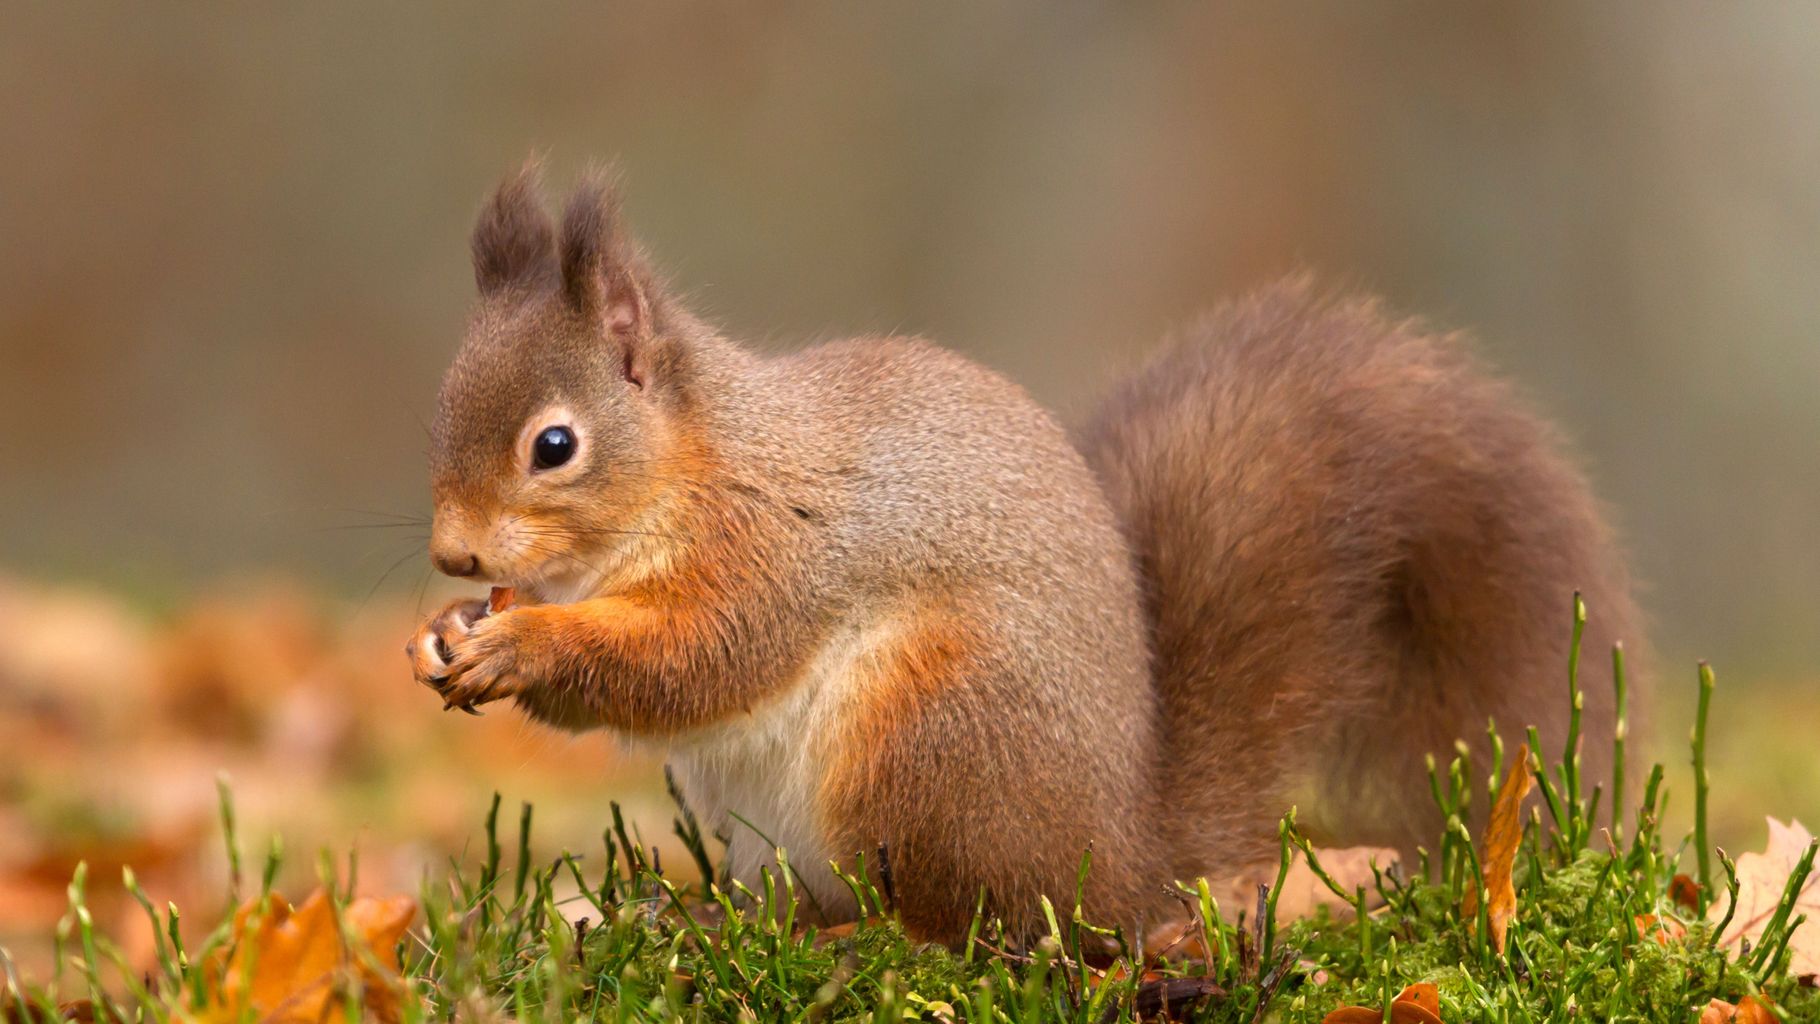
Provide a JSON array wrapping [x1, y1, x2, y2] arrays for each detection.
[[1079, 278, 1642, 873]]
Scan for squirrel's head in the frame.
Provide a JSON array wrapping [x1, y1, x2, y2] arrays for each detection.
[[427, 165, 694, 591]]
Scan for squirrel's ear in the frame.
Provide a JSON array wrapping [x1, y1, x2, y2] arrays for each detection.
[[471, 161, 556, 296], [558, 175, 668, 349]]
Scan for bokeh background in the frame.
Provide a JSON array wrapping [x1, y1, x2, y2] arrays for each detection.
[[2, 3, 1816, 972]]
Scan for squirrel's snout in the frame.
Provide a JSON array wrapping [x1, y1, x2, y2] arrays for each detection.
[[431, 545, 481, 579]]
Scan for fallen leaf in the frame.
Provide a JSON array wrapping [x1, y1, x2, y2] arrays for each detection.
[[1133, 915, 1216, 966], [195, 888, 415, 1024], [1636, 913, 1687, 945], [1320, 983, 1444, 1024], [1207, 844, 1399, 931], [487, 586, 516, 615], [1081, 923, 1202, 993], [1123, 977, 1225, 1022], [0, 576, 638, 980], [1278, 846, 1401, 921], [1395, 983, 1439, 1016], [1708, 817, 1819, 977], [1670, 873, 1702, 910], [1461, 743, 1533, 955], [1699, 995, 1775, 1024], [0, 998, 95, 1023]]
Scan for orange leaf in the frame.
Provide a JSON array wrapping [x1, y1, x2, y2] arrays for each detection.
[[1708, 817, 1819, 978], [1461, 743, 1532, 955], [1086, 961, 1170, 991], [487, 586, 516, 615], [194, 888, 415, 1024], [1700, 995, 1776, 1024], [1395, 983, 1440, 1015], [1670, 873, 1702, 910], [1320, 986, 1444, 1024], [1636, 913, 1687, 945]]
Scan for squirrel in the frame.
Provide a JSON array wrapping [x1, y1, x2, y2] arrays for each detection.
[[406, 165, 1643, 945]]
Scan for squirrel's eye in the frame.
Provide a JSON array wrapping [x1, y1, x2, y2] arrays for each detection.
[[531, 426, 576, 470]]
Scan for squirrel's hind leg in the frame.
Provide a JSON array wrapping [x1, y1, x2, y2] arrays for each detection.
[[814, 609, 1171, 947]]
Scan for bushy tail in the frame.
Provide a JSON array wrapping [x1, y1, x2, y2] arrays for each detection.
[[1076, 278, 1643, 875]]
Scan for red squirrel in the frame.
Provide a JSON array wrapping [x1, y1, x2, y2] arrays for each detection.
[[406, 166, 1643, 944]]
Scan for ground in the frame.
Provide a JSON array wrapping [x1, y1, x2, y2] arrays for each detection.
[[1, 575, 1816, 1020]]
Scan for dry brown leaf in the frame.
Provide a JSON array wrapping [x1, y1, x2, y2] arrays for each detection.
[[0, 576, 639, 979], [1461, 743, 1533, 955], [1699, 995, 1775, 1024], [1126, 977, 1226, 1020], [1, 996, 95, 1024], [815, 920, 859, 942], [1708, 817, 1819, 977], [1280, 846, 1401, 921], [1211, 845, 1399, 926], [1320, 983, 1444, 1024], [194, 888, 414, 1024], [1069, 919, 1209, 987]]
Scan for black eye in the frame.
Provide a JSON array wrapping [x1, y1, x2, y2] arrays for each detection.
[[531, 425, 576, 470]]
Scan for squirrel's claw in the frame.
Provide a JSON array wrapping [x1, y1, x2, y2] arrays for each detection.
[[406, 597, 488, 692], [438, 661, 521, 712], [436, 612, 529, 712]]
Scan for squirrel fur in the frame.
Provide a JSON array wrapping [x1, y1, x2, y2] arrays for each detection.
[[408, 166, 1643, 945]]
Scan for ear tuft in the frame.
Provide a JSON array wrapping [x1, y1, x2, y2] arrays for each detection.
[[471, 160, 556, 295], [559, 172, 662, 339]]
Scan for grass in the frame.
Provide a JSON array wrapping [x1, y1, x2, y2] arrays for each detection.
[[4, 601, 1818, 1023]]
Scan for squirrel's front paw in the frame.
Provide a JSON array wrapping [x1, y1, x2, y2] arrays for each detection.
[[439, 610, 541, 713], [405, 598, 488, 703]]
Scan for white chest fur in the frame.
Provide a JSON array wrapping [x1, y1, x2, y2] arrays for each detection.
[[664, 613, 900, 921]]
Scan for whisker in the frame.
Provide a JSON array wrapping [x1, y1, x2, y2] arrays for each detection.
[[528, 541, 615, 577], [412, 562, 436, 618], [324, 506, 433, 524], [314, 522, 434, 533], [519, 539, 626, 583], [359, 541, 429, 612]]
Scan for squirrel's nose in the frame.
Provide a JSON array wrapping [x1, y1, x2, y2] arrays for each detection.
[[431, 547, 480, 579]]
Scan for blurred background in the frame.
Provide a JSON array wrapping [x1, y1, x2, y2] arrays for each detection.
[[2, 2, 1816, 971]]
